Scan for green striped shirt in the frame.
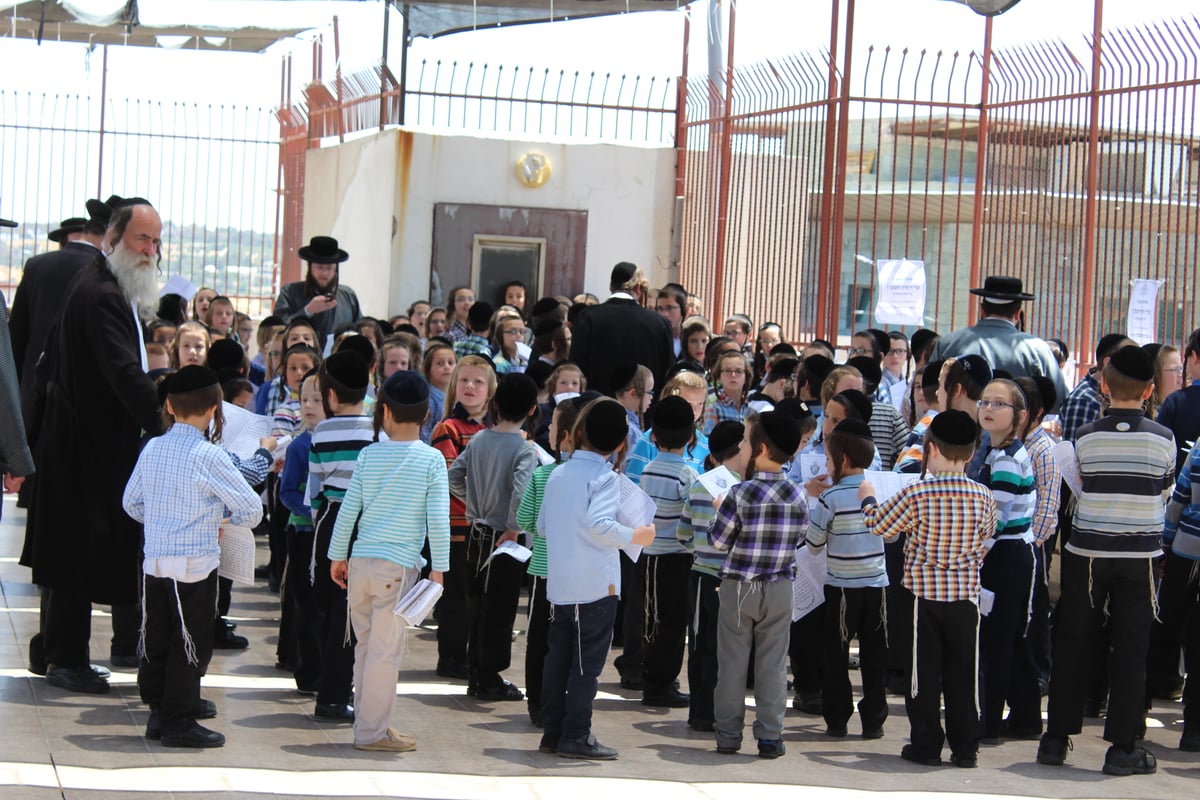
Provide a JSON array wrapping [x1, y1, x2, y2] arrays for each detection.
[[516, 462, 559, 578], [307, 415, 375, 512]]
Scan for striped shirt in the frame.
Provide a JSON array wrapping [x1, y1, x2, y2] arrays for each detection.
[[969, 433, 1036, 542], [625, 428, 709, 484], [861, 472, 997, 602], [702, 386, 747, 436], [1069, 407, 1175, 558], [123, 423, 263, 563], [869, 400, 910, 471], [307, 415, 375, 513], [640, 452, 699, 556], [710, 471, 808, 582], [1024, 427, 1062, 545], [894, 410, 936, 474], [807, 473, 888, 588], [430, 404, 491, 532], [1166, 444, 1200, 559], [516, 462, 559, 578], [272, 395, 302, 437], [678, 470, 740, 578], [327, 439, 451, 571]]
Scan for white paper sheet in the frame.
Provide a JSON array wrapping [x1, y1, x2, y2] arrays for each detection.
[[220, 401, 272, 461], [532, 442, 556, 466], [792, 545, 827, 622], [798, 453, 827, 481], [978, 588, 995, 617], [393, 578, 444, 627], [158, 274, 198, 300], [1052, 441, 1082, 497], [218, 524, 256, 586], [483, 539, 533, 567], [615, 473, 656, 562], [697, 465, 736, 498], [862, 470, 919, 503]]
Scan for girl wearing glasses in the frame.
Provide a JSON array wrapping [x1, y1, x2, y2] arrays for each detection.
[[967, 378, 1039, 746], [702, 351, 752, 435]]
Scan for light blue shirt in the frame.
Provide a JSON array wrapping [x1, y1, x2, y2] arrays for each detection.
[[537, 450, 635, 605], [625, 428, 709, 484]]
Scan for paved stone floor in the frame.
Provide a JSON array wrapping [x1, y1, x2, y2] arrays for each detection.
[[1, 494, 1197, 799]]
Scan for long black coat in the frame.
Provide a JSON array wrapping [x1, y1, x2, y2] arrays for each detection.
[[20, 254, 163, 605], [8, 241, 100, 437], [569, 297, 675, 397]]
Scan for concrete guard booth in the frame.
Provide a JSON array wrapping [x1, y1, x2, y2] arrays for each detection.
[[302, 127, 677, 316]]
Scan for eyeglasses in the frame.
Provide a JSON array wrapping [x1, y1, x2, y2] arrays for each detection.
[[977, 400, 1015, 411], [503, 328, 526, 337], [656, 305, 680, 312], [888, 348, 909, 357], [1165, 366, 1185, 375], [720, 368, 747, 376], [847, 347, 873, 356]]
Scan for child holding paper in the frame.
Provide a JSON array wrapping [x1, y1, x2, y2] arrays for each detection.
[[328, 370, 450, 752]]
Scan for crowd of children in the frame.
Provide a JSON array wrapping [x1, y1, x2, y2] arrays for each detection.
[[26, 276, 1189, 777]]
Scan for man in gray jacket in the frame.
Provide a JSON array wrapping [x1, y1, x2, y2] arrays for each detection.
[[273, 235, 362, 349]]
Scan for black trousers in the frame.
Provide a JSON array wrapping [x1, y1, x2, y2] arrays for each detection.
[[286, 528, 322, 690], [435, 533, 469, 669], [613, 550, 644, 680], [43, 586, 93, 670], [465, 524, 523, 686], [790, 604, 824, 697], [525, 575, 551, 710], [1147, 549, 1193, 704], [266, 473, 288, 584], [1028, 539, 1054, 685], [978, 539, 1040, 736], [641, 552, 691, 692], [904, 594, 981, 760], [687, 572, 721, 724], [111, 601, 141, 659], [313, 503, 355, 706], [138, 571, 217, 736], [822, 585, 889, 732], [1046, 550, 1153, 748], [884, 536, 910, 683]]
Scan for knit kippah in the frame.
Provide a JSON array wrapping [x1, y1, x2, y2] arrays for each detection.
[[1108, 344, 1154, 381], [930, 409, 978, 445], [381, 369, 429, 405], [169, 364, 219, 394], [323, 350, 369, 391], [958, 354, 993, 391], [707, 420, 745, 458], [833, 389, 873, 424], [652, 395, 694, 434], [585, 400, 629, 453], [832, 418, 874, 441], [757, 410, 803, 458]]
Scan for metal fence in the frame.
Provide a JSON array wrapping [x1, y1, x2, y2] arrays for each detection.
[[0, 90, 280, 317], [679, 8, 1200, 369]]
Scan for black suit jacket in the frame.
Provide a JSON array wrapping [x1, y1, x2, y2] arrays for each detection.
[[8, 241, 101, 431], [569, 297, 675, 396]]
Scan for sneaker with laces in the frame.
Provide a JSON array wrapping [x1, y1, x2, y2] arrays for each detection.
[[355, 727, 417, 752], [1036, 734, 1071, 766], [757, 739, 786, 759], [1102, 744, 1156, 776]]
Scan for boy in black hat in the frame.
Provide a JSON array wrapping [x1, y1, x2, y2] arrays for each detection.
[[448, 373, 541, 701], [307, 350, 374, 722], [859, 410, 997, 768], [122, 366, 263, 748], [637, 396, 701, 708], [1037, 345, 1175, 776], [710, 410, 808, 758]]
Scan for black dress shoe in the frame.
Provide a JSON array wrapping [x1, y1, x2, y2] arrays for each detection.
[[45, 665, 110, 695], [254, 564, 272, 579], [314, 702, 355, 721], [436, 660, 470, 680], [212, 628, 249, 650], [161, 722, 225, 748], [110, 653, 140, 669], [146, 700, 218, 739], [642, 687, 690, 708], [475, 680, 524, 702]]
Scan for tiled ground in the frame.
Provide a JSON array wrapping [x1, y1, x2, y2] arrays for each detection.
[[2, 494, 1197, 799]]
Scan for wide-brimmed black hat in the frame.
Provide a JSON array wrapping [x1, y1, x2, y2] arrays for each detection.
[[48, 217, 87, 243], [298, 235, 349, 264], [970, 275, 1035, 302], [85, 194, 123, 221]]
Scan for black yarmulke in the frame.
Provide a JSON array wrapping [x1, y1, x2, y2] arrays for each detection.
[[533, 319, 564, 338], [259, 315, 284, 328], [609, 360, 639, 393], [169, 364, 219, 394], [467, 301, 494, 331], [803, 354, 834, 381], [774, 397, 813, 422], [707, 420, 745, 458], [1097, 332, 1131, 362], [832, 418, 874, 441], [758, 410, 803, 458], [1108, 344, 1154, 381], [769, 342, 798, 357], [323, 350, 369, 391], [207, 339, 245, 373], [585, 400, 629, 453], [767, 357, 800, 381], [495, 373, 539, 419], [652, 395, 695, 434], [867, 328, 890, 358], [922, 359, 945, 389], [834, 389, 873, 423], [847, 356, 882, 388], [381, 369, 429, 405], [610, 261, 638, 286], [1032, 375, 1057, 413], [531, 297, 562, 317], [958, 354, 993, 391], [930, 409, 978, 446], [337, 333, 376, 366]]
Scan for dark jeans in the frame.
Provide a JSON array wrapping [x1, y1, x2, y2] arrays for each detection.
[[541, 596, 619, 744], [465, 524, 523, 687], [905, 595, 981, 760], [641, 552, 691, 692], [1046, 550, 1153, 748], [613, 551, 644, 680], [286, 528, 322, 689], [43, 586, 93, 670], [979, 539, 1039, 736], [138, 571, 217, 736], [687, 572, 721, 724], [822, 585, 888, 732], [435, 534, 469, 669], [525, 576, 551, 710], [313, 503, 355, 705]]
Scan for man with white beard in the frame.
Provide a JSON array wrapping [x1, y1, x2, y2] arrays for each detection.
[[20, 198, 165, 693]]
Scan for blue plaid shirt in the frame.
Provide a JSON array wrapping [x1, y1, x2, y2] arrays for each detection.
[[709, 471, 808, 582], [123, 423, 263, 561], [1061, 371, 1101, 443]]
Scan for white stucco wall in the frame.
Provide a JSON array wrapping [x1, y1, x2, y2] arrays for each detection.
[[303, 128, 676, 318]]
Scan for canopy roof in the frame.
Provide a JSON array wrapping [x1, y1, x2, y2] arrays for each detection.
[[403, 0, 696, 39]]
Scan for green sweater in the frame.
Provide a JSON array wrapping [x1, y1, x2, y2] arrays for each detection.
[[516, 462, 559, 578]]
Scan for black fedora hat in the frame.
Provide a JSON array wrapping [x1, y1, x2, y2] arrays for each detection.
[[48, 217, 88, 243], [85, 194, 123, 224], [969, 275, 1035, 302], [298, 235, 349, 264]]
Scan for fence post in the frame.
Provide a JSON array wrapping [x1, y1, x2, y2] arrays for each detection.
[[967, 16, 994, 327], [711, 0, 736, 325], [1078, 0, 1104, 371], [816, 0, 841, 343], [826, 0, 857, 343], [96, 45, 109, 197]]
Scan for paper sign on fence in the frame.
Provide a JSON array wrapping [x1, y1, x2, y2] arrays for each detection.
[[874, 259, 927, 327]]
